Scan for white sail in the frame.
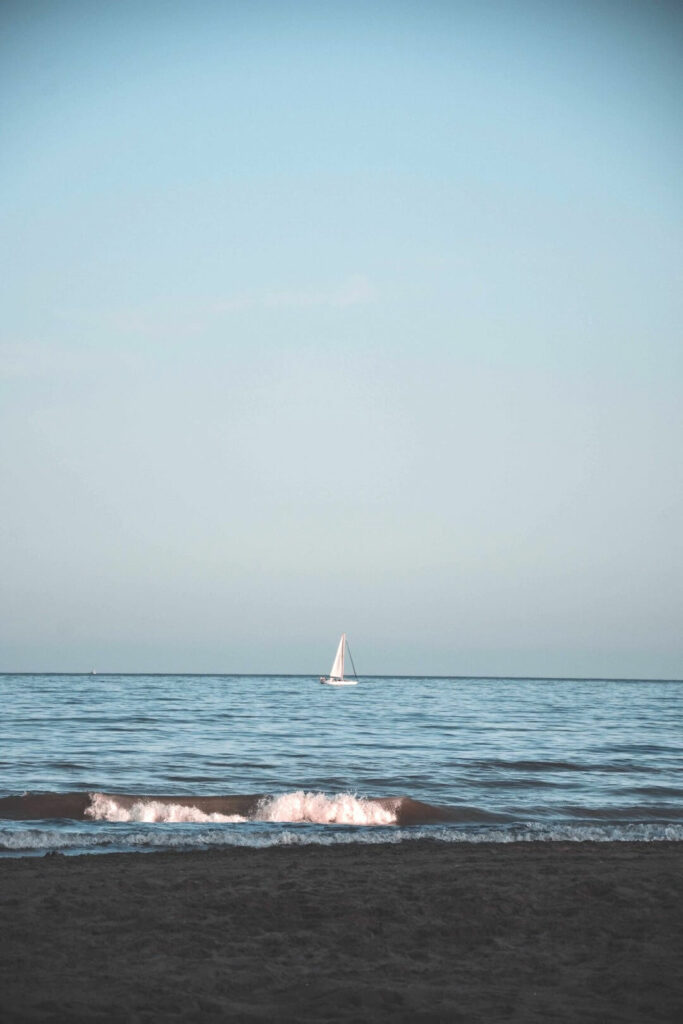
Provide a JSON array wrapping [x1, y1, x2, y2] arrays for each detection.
[[329, 633, 345, 679]]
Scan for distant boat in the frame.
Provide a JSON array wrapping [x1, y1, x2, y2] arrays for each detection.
[[320, 633, 359, 686]]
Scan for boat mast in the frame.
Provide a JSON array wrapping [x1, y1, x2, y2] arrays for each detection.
[[346, 639, 358, 680]]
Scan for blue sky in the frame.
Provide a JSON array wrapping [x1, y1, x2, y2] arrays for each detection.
[[1, 0, 681, 675]]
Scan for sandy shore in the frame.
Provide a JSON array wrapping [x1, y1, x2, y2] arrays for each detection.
[[1, 841, 682, 1022]]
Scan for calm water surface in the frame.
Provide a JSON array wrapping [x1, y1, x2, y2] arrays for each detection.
[[1, 674, 681, 854]]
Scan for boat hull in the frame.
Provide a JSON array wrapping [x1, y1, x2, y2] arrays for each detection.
[[320, 676, 358, 686]]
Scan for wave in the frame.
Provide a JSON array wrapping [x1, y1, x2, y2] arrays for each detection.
[[1, 791, 491, 827], [3, 791, 681, 832], [84, 792, 401, 826], [445, 758, 662, 774], [85, 794, 249, 825]]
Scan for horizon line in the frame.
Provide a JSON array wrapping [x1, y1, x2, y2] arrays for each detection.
[[0, 672, 681, 684]]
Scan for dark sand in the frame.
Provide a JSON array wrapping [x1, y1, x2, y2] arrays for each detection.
[[1, 841, 682, 1022]]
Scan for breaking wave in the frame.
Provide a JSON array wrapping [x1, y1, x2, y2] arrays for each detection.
[[0, 790, 496, 827], [256, 791, 399, 825], [84, 791, 399, 826], [85, 794, 248, 824]]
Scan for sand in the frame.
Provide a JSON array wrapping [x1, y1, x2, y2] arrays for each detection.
[[1, 841, 682, 1022]]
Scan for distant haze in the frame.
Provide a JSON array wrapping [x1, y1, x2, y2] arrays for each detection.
[[1, 1, 681, 677]]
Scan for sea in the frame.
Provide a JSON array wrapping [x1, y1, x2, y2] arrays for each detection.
[[1, 673, 682, 856]]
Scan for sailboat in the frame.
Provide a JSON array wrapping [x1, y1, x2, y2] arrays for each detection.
[[320, 633, 358, 686]]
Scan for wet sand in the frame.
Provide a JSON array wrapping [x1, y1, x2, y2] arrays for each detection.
[[1, 841, 682, 1022]]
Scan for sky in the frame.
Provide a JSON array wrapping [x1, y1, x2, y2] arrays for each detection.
[[1, 0, 681, 676]]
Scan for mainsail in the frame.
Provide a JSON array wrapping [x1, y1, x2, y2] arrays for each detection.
[[329, 633, 346, 679]]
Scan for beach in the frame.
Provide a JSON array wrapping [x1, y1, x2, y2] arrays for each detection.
[[1, 841, 681, 1022]]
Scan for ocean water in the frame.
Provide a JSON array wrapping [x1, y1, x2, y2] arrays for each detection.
[[1, 673, 682, 856]]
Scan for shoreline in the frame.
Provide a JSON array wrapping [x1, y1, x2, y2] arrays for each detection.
[[1, 840, 681, 1022]]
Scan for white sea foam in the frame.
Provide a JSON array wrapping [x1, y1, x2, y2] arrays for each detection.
[[83, 791, 397, 826], [256, 791, 398, 825], [2, 821, 683, 856], [84, 793, 247, 824]]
